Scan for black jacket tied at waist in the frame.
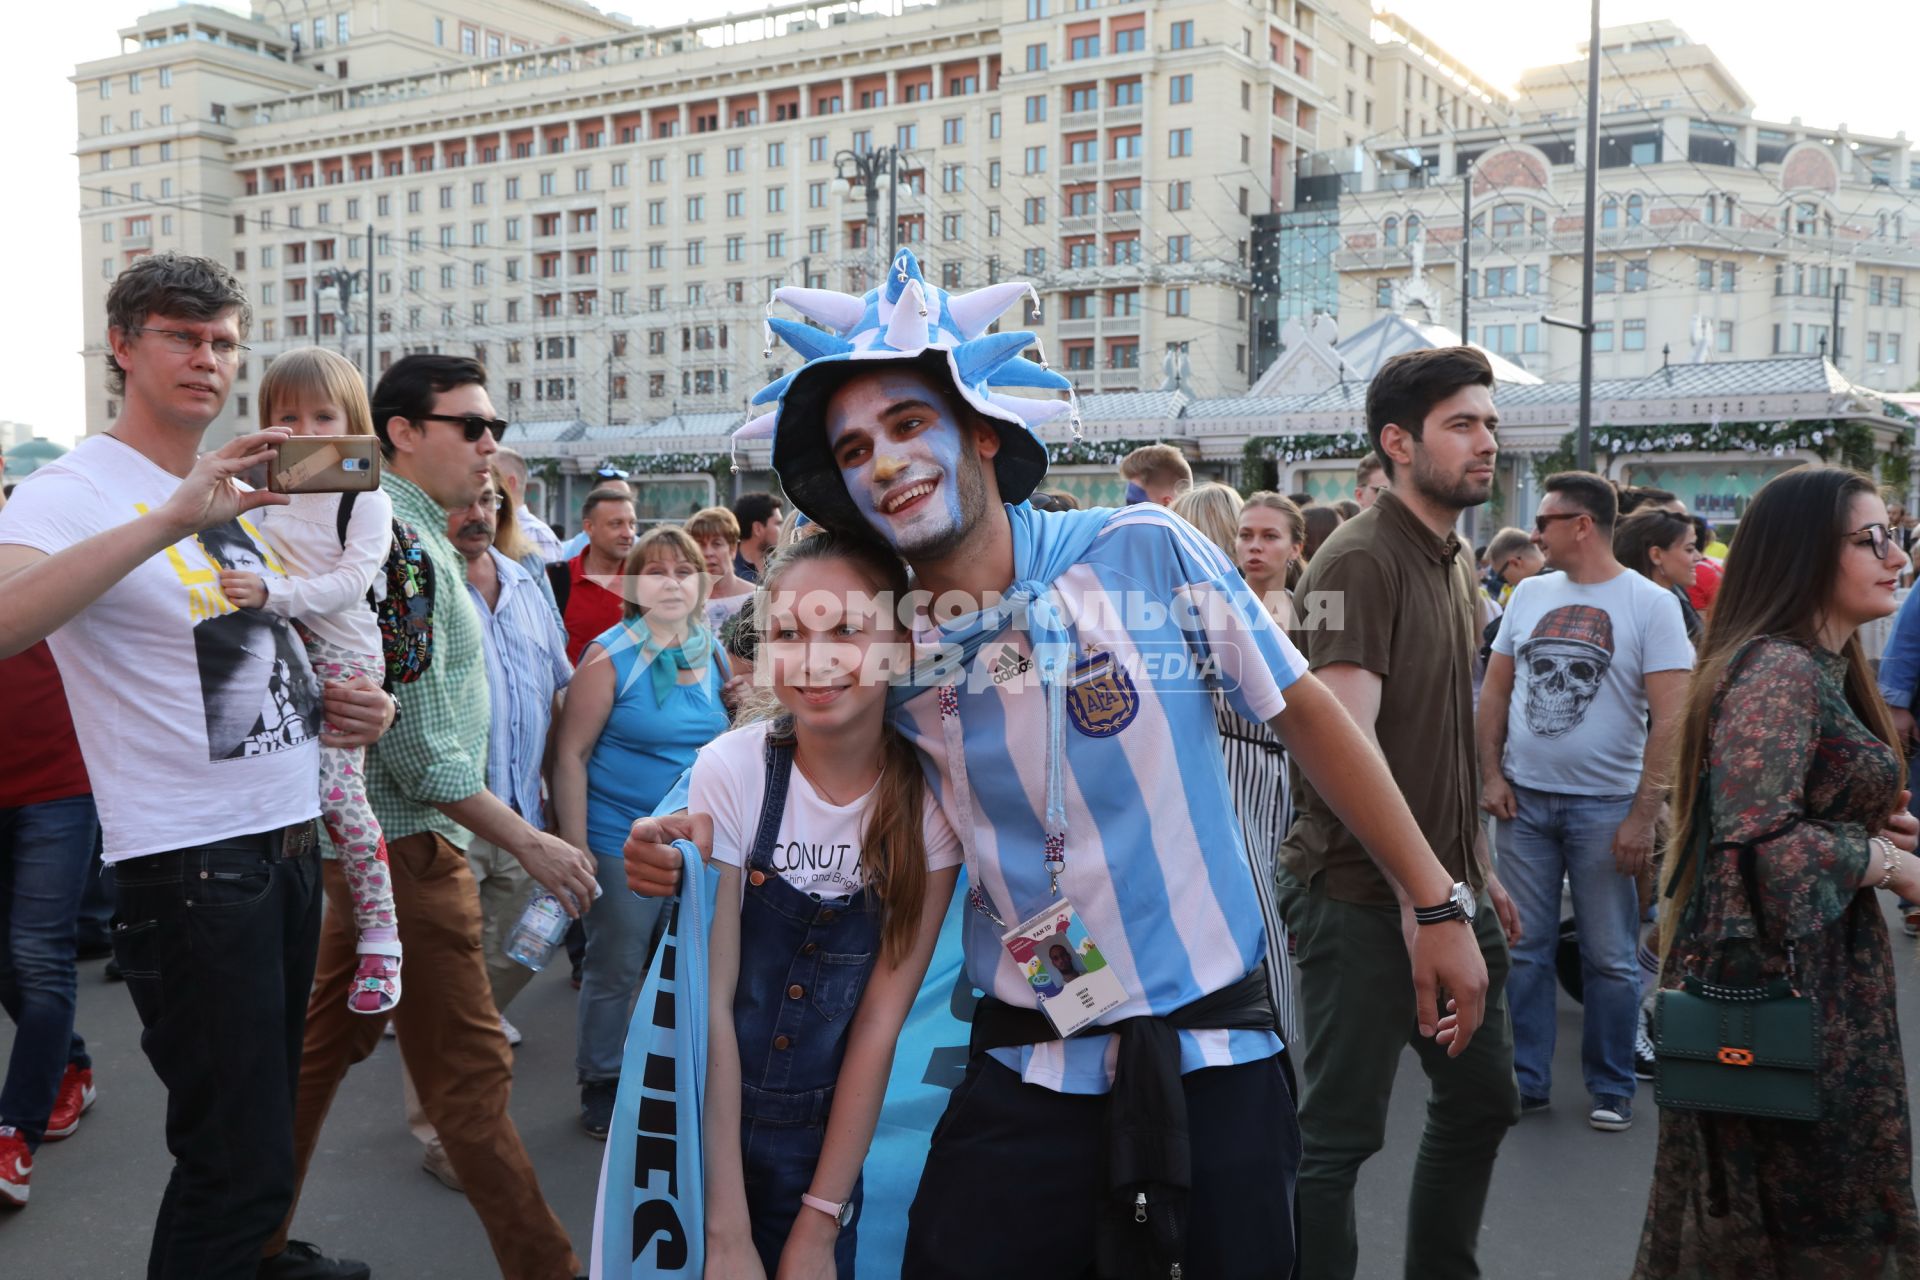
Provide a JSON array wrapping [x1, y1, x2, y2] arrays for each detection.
[[968, 969, 1278, 1279]]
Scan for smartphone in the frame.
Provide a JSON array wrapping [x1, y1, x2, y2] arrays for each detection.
[[268, 436, 381, 494]]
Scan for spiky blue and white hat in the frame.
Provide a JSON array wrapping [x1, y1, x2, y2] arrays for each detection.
[[735, 249, 1080, 529]]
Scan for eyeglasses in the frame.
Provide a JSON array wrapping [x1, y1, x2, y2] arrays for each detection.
[[1533, 511, 1587, 533], [1846, 522, 1893, 561], [134, 327, 250, 362], [414, 413, 509, 442]]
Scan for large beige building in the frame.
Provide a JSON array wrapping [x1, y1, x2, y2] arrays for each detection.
[[1325, 21, 1920, 393], [73, 0, 1502, 439]]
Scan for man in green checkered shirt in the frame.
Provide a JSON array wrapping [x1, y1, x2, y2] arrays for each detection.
[[267, 355, 599, 1280]]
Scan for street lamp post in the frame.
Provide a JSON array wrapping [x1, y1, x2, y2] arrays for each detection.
[[833, 145, 902, 282], [315, 264, 371, 373], [1575, 0, 1601, 472]]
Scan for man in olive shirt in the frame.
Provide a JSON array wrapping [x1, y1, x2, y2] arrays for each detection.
[[1279, 346, 1522, 1280]]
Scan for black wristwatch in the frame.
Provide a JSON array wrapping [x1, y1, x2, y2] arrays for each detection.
[[1413, 881, 1477, 925]]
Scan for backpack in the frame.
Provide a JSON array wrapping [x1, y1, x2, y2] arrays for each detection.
[[336, 489, 434, 688], [546, 558, 572, 614]]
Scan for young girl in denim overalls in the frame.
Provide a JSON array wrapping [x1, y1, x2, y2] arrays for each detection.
[[691, 530, 961, 1280]]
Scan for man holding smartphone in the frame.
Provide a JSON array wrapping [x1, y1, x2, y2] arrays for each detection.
[[0, 253, 393, 1279]]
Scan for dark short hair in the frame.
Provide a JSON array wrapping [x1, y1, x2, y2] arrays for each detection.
[[1543, 470, 1619, 532], [105, 253, 252, 395], [195, 521, 261, 570], [369, 354, 486, 455], [1364, 346, 1495, 479], [581, 486, 635, 520], [732, 491, 783, 531], [1615, 485, 1680, 517], [1691, 514, 1714, 548]]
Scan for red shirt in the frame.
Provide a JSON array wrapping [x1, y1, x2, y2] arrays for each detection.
[[1688, 557, 1723, 613], [561, 552, 627, 666], [0, 641, 91, 807]]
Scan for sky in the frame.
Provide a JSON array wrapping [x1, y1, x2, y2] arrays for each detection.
[[4, 0, 1915, 445]]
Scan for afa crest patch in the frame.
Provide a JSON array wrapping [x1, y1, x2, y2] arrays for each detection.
[[1065, 649, 1138, 737]]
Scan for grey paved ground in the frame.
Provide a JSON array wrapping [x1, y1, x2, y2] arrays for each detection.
[[4, 900, 1917, 1278]]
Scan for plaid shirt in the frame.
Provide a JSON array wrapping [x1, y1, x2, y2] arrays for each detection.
[[365, 472, 491, 849]]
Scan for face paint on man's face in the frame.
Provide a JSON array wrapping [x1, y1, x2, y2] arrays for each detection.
[[827, 374, 974, 556]]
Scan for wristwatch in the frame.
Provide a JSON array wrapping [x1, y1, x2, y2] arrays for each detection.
[[800, 1192, 854, 1229], [1413, 881, 1477, 925]]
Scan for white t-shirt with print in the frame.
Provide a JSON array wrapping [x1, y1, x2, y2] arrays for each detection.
[[0, 435, 323, 862], [690, 719, 963, 900]]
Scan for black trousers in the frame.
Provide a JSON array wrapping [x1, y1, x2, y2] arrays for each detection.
[[903, 1052, 1301, 1278], [111, 835, 322, 1280]]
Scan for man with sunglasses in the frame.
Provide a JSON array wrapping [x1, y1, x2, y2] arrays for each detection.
[[0, 254, 396, 1278], [1479, 471, 1693, 1135], [265, 354, 597, 1280]]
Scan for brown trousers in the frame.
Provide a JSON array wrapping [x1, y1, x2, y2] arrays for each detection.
[[266, 832, 580, 1280]]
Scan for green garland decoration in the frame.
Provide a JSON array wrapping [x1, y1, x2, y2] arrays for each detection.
[[1045, 437, 1170, 467], [606, 452, 734, 485], [1236, 433, 1371, 496], [1531, 419, 1884, 479]]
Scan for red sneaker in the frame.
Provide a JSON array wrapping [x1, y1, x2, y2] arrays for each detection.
[[43, 1065, 95, 1141], [0, 1126, 29, 1207]]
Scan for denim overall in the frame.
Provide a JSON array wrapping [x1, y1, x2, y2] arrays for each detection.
[[735, 733, 880, 1278]]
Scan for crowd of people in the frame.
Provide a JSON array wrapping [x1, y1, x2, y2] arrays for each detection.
[[2, 247, 1919, 1280]]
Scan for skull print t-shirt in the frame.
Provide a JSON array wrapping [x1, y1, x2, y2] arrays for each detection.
[[1492, 567, 1694, 795]]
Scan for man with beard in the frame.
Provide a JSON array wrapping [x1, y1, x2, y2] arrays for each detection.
[[1278, 345, 1523, 1280], [625, 253, 1492, 1277]]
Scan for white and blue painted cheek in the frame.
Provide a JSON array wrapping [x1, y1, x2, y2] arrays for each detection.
[[836, 417, 967, 547]]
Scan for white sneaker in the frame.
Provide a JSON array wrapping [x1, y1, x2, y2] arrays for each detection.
[[500, 1015, 523, 1047]]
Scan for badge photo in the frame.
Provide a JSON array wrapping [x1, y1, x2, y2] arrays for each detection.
[[1001, 897, 1127, 1038]]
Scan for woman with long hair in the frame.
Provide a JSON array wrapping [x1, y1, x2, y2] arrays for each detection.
[[1615, 508, 1705, 643], [697, 529, 960, 1279], [1636, 465, 1920, 1278]]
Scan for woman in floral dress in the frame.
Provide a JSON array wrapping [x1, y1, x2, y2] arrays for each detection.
[[1638, 465, 1920, 1279]]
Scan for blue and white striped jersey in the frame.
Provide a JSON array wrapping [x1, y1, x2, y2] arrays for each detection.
[[890, 504, 1309, 1094]]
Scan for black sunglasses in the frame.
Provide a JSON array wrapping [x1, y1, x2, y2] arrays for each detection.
[[1846, 522, 1894, 562], [416, 413, 509, 442], [1533, 511, 1587, 533]]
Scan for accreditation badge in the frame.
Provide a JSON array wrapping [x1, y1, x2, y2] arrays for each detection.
[[1000, 896, 1128, 1038]]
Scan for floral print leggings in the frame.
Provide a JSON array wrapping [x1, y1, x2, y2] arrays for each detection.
[[303, 636, 396, 935]]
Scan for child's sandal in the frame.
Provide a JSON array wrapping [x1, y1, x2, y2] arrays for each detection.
[[348, 939, 403, 1016]]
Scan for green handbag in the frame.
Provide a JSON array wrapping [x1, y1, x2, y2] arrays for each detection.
[[1651, 975, 1820, 1121], [1650, 658, 1822, 1122]]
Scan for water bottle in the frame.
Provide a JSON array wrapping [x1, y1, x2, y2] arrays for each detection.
[[506, 891, 574, 971]]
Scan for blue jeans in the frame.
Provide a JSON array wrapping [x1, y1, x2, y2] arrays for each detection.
[[575, 852, 665, 1083], [0, 794, 99, 1149], [1497, 784, 1641, 1100]]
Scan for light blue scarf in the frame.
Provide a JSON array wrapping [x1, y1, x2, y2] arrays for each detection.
[[609, 619, 714, 708], [892, 501, 1114, 841]]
